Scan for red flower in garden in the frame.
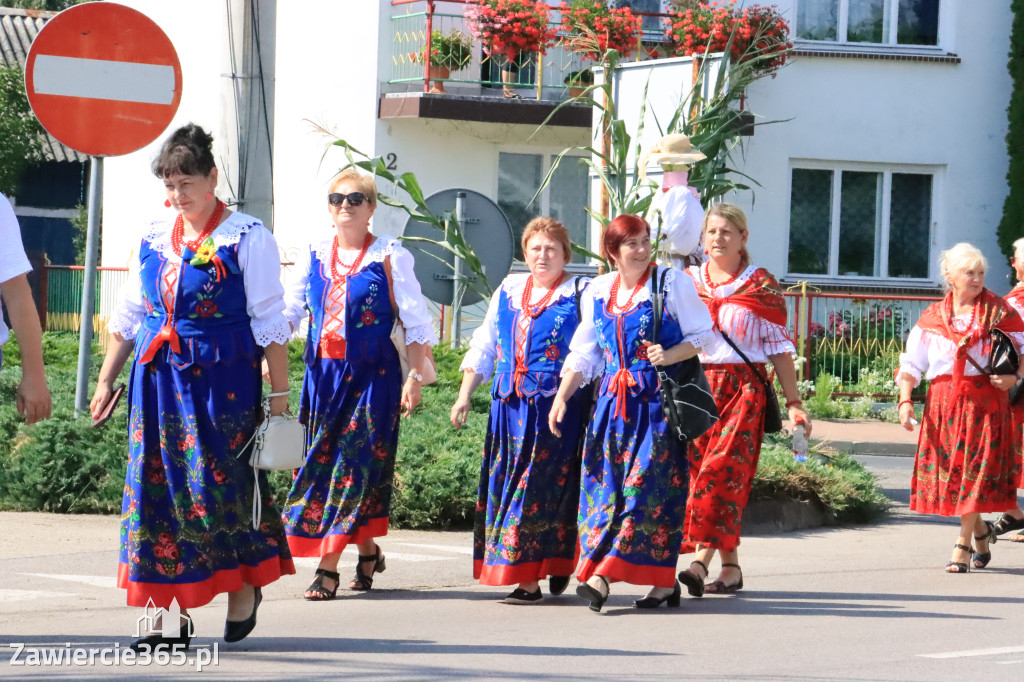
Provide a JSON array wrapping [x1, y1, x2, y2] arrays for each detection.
[[465, 0, 558, 63], [195, 300, 218, 318], [559, 0, 641, 62], [663, 1, 791, 76]]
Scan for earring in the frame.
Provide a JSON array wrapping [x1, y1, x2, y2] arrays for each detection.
[[164, 199, 172, 208], [205, 192, 214, 201], [704, 248, 709, 255]]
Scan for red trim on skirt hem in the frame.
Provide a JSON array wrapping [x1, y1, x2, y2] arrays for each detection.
[[474, 558, 577, 585], [575, 556, 677, 588], [118, 555, 296, 609], [286, 517, 389, 557]]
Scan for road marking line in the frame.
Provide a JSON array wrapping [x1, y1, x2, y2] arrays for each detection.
[[33, 55, 176, 104], [391, 542, 474, 555], [0, 589, 77, 603], [20, 573, 117, 589], [919, 646, 1024, 659]]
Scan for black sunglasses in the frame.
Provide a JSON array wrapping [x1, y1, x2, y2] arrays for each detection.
[[328, 192, 366, 207]]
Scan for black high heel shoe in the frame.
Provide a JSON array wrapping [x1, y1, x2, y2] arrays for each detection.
[[575, 576, 609, 613], [224, 586, 262, 643], [634, 581, 681, 609], [548, 575, 571, 596], [973, 521, 997, 569], [678, 560, 708, 598], [130, 623, 192, 652]]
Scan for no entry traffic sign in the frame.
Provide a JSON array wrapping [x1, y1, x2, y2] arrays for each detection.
[[25, 3, 182, 157]]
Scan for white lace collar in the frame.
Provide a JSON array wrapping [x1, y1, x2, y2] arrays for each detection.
[[689, 263, 758, 297], [145, 211, 261, 257], [312, 234, 399, 268], [589, 268, 677, 307], [501, 272, 583, 306]]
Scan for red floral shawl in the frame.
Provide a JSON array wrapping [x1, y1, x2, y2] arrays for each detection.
[[694, 265, 791, 347], [916, 288, 1024, 383]]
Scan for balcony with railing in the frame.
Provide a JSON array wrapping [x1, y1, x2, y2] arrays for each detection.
[[383, 0, 669, 127]]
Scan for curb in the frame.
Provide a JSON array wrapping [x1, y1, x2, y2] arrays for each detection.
[[743, 496, 830, 534], [816, 439, 917, 458]]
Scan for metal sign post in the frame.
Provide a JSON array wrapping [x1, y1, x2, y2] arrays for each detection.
[[73, 156, 103, 415], [450, 192, 466, 349]]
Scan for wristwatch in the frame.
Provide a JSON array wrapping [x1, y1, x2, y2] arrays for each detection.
[[408, 370, 424, 383]]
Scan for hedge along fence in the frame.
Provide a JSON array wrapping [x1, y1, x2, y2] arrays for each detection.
[[0, 333, 886, 526]]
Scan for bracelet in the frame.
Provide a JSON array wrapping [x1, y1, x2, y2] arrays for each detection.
[[898, 399, 913, 409], [784, 399, 803, 408], [267, 390, 290, 398]]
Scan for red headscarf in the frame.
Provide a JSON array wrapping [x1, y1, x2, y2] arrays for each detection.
[[916, 288, 1024, 384]]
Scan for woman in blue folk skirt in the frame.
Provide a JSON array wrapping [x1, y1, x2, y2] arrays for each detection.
[[550, 214, 714, 612], [451, 217, 590, 604], [282, 168, 436, 600], [92, 124, 295, 649]]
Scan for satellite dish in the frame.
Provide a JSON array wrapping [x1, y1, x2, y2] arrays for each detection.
[[402, 189, 515, 306]]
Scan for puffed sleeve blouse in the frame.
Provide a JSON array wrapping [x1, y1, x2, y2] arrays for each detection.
[[897, 313, 1024, 387], [562, 268, 715, 383], [282, 233, 438, 346], [108, 211, 292, 347], [649, 185, 703, 259]]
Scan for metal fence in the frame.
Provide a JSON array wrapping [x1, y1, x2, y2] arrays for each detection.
[[42, 265, 129, 338]]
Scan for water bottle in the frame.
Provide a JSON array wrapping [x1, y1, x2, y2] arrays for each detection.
[[791, 418, 808, 463]]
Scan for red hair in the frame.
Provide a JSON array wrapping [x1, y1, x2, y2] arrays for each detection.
[[601, 214, 650, 268]]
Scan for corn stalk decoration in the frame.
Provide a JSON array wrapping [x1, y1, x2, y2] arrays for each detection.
[[326, 137, 493, 301]]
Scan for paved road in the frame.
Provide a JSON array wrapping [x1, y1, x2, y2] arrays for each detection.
[[2, 455, 1024, 680]]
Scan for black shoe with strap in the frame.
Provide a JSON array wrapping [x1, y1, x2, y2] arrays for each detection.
[[349, 545, 387, 591], [992, 512, 1024, 535], [634, 581, 681, 609], [947, 543, 972, 573], [304, 568, 341, 601], [576, 576, 609, 613], [704, 562, 744, 594], [973, 521, 996, 569], [224, 586, 262, 643], [678, 560, 708, 598]]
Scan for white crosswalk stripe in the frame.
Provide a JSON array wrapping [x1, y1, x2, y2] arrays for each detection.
[[19, 573, 118, 589], [0, 589, 77, 603]]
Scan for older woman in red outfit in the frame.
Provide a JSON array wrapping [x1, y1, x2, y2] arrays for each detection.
[[897, 242, 1024, 572], [677, 204, 808, 596]]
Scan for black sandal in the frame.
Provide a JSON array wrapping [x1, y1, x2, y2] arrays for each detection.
[[704, 562, 744, 594], [992, 512, 1024, 535], [304, 568, 340, 601], [575, 575, 609, 613], [946, 543, 972, 574], [349, 545, 387, 591], [678, 560, 708, 598], [973, 521, 996, 569]]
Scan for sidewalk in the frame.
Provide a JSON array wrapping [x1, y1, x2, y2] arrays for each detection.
[[799, 417, 919, 457]]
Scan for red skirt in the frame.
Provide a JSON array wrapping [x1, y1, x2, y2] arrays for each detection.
[[911, 375, 1017, 516], [681, 363, 766, 553], [1013, 402, 1024, 489]]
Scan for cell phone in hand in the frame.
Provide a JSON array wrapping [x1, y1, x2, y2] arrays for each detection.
[[92, 383, 126, 428]]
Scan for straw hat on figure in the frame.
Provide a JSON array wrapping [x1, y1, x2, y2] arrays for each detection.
[[645, 133, 707, 270]]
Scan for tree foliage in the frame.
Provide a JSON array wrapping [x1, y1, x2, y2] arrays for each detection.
[[998, 0, 1024, 259], [0, 66, 47, 196]]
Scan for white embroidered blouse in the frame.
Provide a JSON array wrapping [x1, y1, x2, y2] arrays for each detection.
[[897, 312, 1024, 387], [108, 211, 292, 347], [648, 185, 704, 262], [562, 268, 715, 383], [686, 264, 796, 364], [283, 234, 438, 347]]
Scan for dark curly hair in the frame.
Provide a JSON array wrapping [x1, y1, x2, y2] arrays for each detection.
[[152, 123, 215, 178]]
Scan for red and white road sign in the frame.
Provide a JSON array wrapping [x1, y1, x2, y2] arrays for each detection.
[[25, 3, 182, 157]]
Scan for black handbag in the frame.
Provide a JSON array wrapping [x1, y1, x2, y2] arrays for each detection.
[[718, 330, 784, 434], [651, 266, 719, 443], [964, 328, 1023, 405]]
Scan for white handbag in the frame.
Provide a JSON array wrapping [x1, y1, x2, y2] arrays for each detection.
[[244, 391, 306, 528], [390, 322, 438, 386]]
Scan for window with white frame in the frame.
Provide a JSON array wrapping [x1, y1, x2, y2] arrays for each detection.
[[787, 165, 934, 280], [498, 151, 591, 262], [796, 0, 940, 46]]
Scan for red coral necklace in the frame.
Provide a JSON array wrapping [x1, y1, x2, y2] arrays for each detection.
[[330, 232, 373, 280], [171, 200, 225, 256], [702, 261, 745, 290], [608, 268, 650, 314], [521, 274, 564, 318]]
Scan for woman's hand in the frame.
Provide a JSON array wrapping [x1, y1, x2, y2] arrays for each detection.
[[548, 396, 568, 437], [89, 381, 115, 420], [991, 374, 1018, 392], [450, 395, 472, 429], [788, 405, 811, 436], [268, 394, 289, 417], [402, 377, 422, 418], [261, 358, 272, 384], [643, 341, 667, 366], [898, 402, 916, 431]]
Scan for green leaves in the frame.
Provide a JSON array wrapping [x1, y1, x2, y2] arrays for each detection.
[[0, 66, 47, 196]]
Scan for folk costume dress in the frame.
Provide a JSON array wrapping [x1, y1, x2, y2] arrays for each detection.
[[682, 264, 794, 553], [898, 289, 1024, 516], [563, 268, 714, 588], [462, 272, 590, 586], [1005, 285, 1024, 489], [108, 211, 296, 609], [282, 235, 436, 557]]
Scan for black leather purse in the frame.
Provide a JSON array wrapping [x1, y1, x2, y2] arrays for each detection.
[[651, 266, 719, 443], [964, 328, 1023, 404], [717, 330, 784, 434]]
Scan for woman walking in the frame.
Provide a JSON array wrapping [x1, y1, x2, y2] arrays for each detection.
[[282, 168, 436, 599], [677, 204, 808, 596], [451, 217, 589, 604], [897, 242, 1024, 572], [550, 214, 714, 611], [92, 124, 295, 649]]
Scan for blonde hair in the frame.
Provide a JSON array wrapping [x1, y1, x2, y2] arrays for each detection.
[[702, 203, 750, 267], [939, 242, 987, 290], [1012, 237, 1024, 258], [329, 167, 377, 207], [521, 216, 572, 263]]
